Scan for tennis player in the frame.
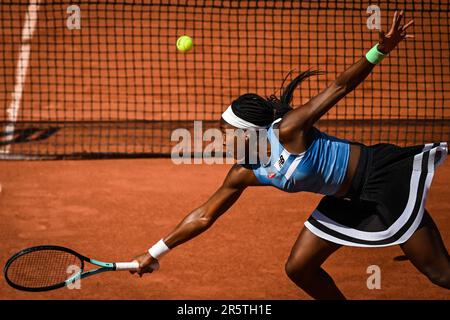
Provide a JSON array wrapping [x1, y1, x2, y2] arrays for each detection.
[[132, 11, 449, 299]]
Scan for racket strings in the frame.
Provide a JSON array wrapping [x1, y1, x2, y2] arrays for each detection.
[[5, 249, 82, 289]]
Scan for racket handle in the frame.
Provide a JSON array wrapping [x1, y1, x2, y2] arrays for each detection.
[[115, 260, 160, 271]]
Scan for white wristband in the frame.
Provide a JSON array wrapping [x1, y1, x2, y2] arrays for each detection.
[[148, 239, 170, 259]]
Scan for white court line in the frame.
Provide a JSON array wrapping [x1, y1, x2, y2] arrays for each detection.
[[1, 0, 40, 154]]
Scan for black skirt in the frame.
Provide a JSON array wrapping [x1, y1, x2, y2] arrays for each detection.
[[304, 142, 448, 247]]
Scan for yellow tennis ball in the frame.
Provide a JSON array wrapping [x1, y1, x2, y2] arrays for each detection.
[[177, 35, 193, 52]]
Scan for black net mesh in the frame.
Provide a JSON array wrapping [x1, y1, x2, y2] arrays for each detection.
[[0, 1, 448, 159]]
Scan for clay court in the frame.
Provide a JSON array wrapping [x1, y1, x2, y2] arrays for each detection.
[[0, 1, 449, 299], [0, 159, 449, 299]]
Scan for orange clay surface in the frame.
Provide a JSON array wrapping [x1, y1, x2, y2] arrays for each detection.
[[0, 159, 449, 300]]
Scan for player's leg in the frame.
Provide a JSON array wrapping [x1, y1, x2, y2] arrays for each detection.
[[285, 226, 344, 300], [400, 210, 450, 289]]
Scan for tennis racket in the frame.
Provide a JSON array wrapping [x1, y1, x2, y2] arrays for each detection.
[[3, 245, 159, 292]]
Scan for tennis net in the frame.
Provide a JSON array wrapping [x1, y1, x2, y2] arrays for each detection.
[[0, 0, 449, 159]]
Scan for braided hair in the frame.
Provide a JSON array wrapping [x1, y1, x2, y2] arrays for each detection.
[[230, 69, 322, 127]]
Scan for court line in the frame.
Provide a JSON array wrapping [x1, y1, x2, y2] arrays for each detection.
[[0, 0, 40, 154]]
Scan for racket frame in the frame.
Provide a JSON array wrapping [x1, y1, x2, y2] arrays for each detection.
[[4, 245, 135, 292]]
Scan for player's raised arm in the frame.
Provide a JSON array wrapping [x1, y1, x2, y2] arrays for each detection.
[[279, 11, 414, 140], [131, 164, 256, 276]]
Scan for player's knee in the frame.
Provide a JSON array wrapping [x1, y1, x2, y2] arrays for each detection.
[[284, 259, 313, 286], [425, 267, 450, 289], [419, 257, 450, 289]]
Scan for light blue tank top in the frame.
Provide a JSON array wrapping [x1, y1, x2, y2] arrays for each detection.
[[252, 119, 350, 195]]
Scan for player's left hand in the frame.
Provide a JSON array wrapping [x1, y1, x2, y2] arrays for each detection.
[[378, 10, 414, 54]]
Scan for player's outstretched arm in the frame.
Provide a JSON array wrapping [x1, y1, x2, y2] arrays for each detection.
[[131, 164, 255, 276], [279, 10, 413, 142]]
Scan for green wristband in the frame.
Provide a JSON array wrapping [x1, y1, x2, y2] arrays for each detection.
[[365, 44, 387, 65]]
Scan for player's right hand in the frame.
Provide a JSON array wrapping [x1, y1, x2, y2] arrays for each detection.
[[130, 252, 159, 277]]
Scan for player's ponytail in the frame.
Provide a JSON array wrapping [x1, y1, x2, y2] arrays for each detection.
[[267, 69, 323, 120], [228, 69, 322, 127]]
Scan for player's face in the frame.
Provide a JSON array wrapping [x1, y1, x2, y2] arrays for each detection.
[[220, 119, 261, 164], [220, 119, 246, 162]]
